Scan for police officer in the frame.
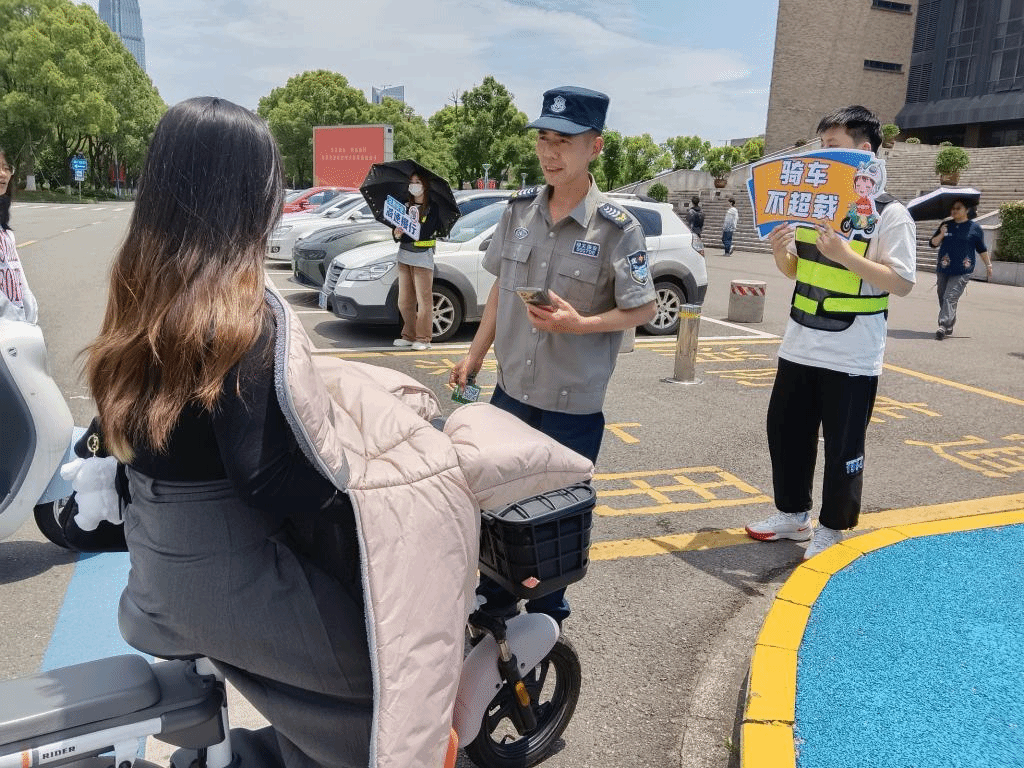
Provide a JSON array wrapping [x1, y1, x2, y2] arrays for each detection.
[[451, 86, 656, 623]]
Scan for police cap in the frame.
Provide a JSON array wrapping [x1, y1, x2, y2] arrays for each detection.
[[525, 86, 609, 135]]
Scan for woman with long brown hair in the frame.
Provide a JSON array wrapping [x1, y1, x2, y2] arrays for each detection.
[[87, 97, 372, 767]]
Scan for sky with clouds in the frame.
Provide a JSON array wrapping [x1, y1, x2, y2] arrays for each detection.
[[83, 0, 779, 145]]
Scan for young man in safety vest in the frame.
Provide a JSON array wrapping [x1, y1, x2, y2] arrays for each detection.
[[745, 105, 917, 560]]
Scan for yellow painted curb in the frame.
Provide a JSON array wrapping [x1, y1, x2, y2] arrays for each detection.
[[740, 511, 1024, 768], [741, 722, 796, 768]]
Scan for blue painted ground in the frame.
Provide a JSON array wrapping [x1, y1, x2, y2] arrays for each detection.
[[795, 524, 1024, 768]]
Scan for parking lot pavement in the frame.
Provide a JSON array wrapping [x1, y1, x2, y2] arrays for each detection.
[[6, 223, 1023, 767]]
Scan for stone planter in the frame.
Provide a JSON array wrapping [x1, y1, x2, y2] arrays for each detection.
[[938, 172, 961, 185], [713, 178, 727, 189], [989, 261, 1024, 286]]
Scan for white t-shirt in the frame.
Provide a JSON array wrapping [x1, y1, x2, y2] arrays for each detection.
[[778, 201, 916, 377], [723, 206, 739, 232], [0, 228, 39, 324]]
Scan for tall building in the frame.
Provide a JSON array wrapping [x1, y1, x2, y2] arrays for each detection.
[[99, 0, 146, 71], [897, 0, 1024, 146], [764, 0, 917, 152], [371, 85, 405, 105]]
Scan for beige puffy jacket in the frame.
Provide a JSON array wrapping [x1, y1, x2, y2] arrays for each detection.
[[266, 288, 592, 768]]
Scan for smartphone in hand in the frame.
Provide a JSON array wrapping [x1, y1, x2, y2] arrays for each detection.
[[515, 286, 553, 308]]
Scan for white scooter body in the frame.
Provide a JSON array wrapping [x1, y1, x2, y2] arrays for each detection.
[[0, 318, 75, 541]]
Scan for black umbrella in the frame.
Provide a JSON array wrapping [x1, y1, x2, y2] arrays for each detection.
[[359, 160, 460, 238], [906, 186, 981, 222]]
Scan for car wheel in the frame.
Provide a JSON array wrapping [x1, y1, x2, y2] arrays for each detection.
[[643, 281, 686, 335], [431, 284, 463, 343]]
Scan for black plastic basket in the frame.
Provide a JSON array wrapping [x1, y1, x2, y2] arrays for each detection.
[[478, 483, 595, 600]]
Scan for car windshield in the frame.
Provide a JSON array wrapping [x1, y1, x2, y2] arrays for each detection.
[[323, 197, 366, 218], [285, 190, 304, 202], [312, 194, 357, 215], [442, 202, 505, 243]]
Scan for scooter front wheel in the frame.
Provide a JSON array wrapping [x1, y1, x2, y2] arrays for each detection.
[[465, 636, 581, 768], [34, 499, 74, 549]]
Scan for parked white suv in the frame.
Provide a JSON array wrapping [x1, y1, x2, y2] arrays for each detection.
[[321, 198, 707, 341]]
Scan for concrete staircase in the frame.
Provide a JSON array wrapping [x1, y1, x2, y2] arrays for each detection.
[[669, 143, 1024, 271]]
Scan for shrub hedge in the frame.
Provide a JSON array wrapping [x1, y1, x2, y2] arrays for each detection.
[[995, 201, 1024, 263]]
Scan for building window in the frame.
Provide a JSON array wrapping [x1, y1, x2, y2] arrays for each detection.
[[906, 62, 933, 102], [941, 0, 985, 98], [871, 0, 913, 12], [864, 59, 904, 72], [988, 0, 1024, 93], [913, 0, 941, 53]]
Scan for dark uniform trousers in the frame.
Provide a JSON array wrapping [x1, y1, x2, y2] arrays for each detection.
[[475, 385, 604, 623], [767, 358, 879, 531]]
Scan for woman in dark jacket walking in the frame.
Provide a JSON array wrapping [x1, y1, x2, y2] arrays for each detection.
[[929, 199, 993, 340]]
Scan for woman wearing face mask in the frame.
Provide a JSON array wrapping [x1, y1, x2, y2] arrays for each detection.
[[929, 199, 992, 340], [0, 149, 39, 324], [391, 173, 441, 350]]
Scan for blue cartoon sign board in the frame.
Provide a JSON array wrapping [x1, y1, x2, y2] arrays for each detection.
[[746, 149, 886, 241], [383, 195, 421, 240]]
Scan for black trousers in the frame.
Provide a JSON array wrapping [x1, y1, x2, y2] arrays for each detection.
[[767, 358, 878, 530]]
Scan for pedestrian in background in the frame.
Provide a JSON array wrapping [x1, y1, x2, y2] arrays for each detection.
[[744, 105, 917, 560], [722, 196, 739, 255], [929, 199, 992, 340], [0, 148, 38, 324], [451, 85, 656, 624], [392, 172, 441, 351], [687, 194, 705, 237]]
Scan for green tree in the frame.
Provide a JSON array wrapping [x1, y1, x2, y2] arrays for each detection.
[[0, 0, 163, 188], [621, 133, 671, 185], [600, 130, 624, 191], [740, 137, 765, 164], [367, 96, 454, 182], [663, 135, 710, 170], [451, 77, 534, 189], [703, 145, 743, 181], [257, 70, 369, 186]]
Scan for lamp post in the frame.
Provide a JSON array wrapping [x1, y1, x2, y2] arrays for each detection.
[[482, 163, 491, 189]]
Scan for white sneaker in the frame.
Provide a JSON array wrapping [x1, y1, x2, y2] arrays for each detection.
[[411, 341, 431, 351], [745, 512, 812, 542], [803, 525, 844, 560], [393, 338, 413, 347]]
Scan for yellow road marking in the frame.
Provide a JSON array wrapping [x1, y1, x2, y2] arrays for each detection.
[[590, 493, 1024, 561], [884, 363, 1024, 406], [18, 239, 36, 247], [604, 422, 641, 444]]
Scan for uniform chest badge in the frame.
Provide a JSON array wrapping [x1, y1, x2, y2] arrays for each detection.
[[551, 96, 567, 113], [572, 240, 600, 258], [514, 227, 529, 240], [627, 251, 650, 285]]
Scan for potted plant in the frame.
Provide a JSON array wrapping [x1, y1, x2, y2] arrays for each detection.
[[704, 147, 738, 189], [934, 146, 969, 185], [881, 124, 900, 148]]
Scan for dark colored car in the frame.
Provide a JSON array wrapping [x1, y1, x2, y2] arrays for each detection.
[[293, 222, 392, 287]]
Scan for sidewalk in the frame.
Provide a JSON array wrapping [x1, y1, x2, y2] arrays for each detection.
[[741, 511, 1024, 768]]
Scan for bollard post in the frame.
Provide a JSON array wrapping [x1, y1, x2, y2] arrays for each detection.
[[661, 303, 702, 385]]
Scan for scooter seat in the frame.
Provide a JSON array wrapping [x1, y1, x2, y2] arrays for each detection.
[[0, 655, 159, 746]]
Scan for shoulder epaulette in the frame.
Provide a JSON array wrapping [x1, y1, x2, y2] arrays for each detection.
[[509, 186, 543, 203], [597, 201, 632, 229]]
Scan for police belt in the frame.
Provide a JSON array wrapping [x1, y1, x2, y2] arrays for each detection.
[[791, 227, 888, 320]]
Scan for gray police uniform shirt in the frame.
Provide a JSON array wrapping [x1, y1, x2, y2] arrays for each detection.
[[482, 178, 655, 415]]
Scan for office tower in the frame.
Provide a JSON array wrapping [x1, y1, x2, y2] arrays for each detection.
[[99, 0, 146, 71]]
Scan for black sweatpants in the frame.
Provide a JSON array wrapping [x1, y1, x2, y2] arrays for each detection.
[[767, 358, 879, 530]]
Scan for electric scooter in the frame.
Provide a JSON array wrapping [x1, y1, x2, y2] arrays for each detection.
[[0, 317, 79, 543], [0, 483, 591, 768]]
